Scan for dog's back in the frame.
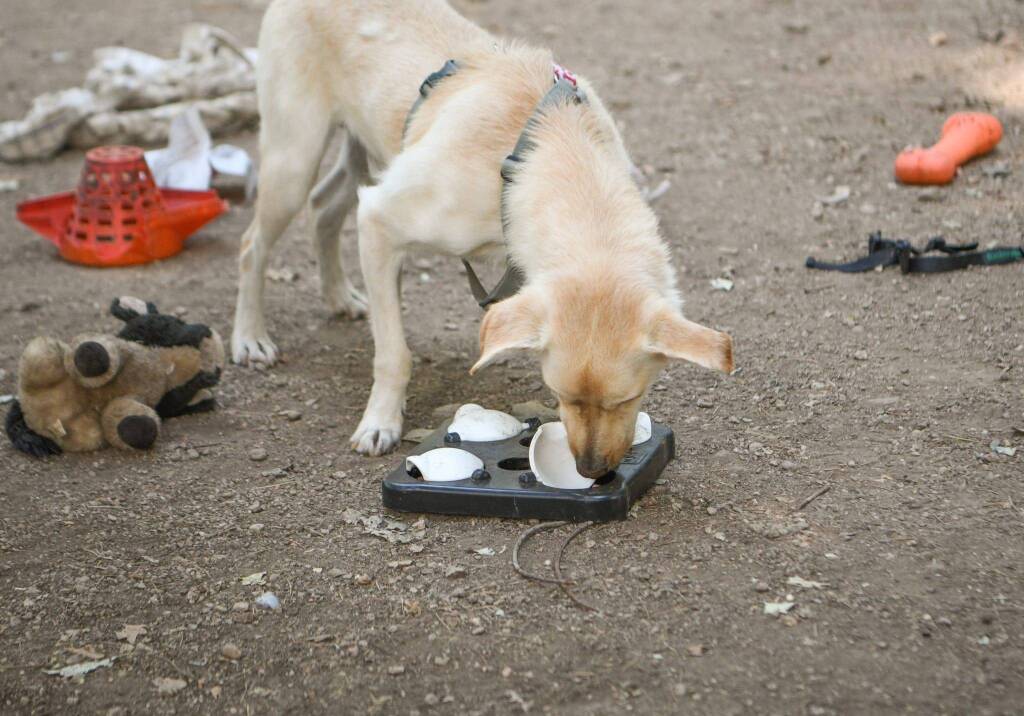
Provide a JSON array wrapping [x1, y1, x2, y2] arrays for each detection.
[[259, 0, 495, 162]]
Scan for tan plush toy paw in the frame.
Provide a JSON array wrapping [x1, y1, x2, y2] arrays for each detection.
[[5, 297, 225, 456]]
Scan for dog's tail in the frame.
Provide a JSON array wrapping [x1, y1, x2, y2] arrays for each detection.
[[5, 399, 61, 458]]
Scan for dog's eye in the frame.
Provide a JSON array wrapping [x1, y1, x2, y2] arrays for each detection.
[[555, 394, 584, 410], [603, 394, 642, 411]]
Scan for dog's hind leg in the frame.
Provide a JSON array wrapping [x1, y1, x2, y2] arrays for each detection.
[[310, 131, 369, 320], [231, 104, 331, 367]]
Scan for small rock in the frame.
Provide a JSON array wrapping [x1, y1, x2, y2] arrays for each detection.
[[232, 601, 250, 612], [982, 161, 1011, 178], [424, 694, 440, 706], [249, 523, 265, 533], [154, 677, 187, 696], [387, 665, 405, 675], [255, 592, 280, 610], [928, 31, 948, 47], [248, 447, 268, 462], [817, 185, 850, 206], [221, 644, 241, 661], [754, 581, 770, 593], [853, 350, 869, 361], [445, 566, 468, 579], [327, 568, 345, 578], [403, 428, 433, 444], [780, 460, 798, 471], [695, 398, 714, 409], [282, 410, 302, 422], [354, 574, 372, 585], [431, 403, 462, 421], [510, 400, 559, 423], [686, 644, 705, 657]]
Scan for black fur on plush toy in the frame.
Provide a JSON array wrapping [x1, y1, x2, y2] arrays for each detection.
[[5, 297, 225, 457], [109, 298, 222, 419], [111, 298, 213, 351], [5, 400, 61, 457]]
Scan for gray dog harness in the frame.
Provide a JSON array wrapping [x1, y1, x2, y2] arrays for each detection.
[[404, 60, 587, 309]]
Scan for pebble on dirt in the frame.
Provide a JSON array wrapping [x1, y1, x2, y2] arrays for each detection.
[[153, 677, 187, 696], [248, 447, 268, 461], [255, 592, 280, 610], [115, 624, 147, 645]]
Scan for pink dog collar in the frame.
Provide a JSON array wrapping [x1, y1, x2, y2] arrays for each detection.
[[552, 63, 578, 87]]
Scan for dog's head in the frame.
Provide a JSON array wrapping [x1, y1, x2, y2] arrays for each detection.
[[471, 280, 732, 478]]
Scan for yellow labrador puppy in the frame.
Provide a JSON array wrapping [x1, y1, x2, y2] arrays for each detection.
[[232, 0, 733, 476]]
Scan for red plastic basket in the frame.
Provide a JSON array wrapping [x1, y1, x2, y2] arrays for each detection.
[[17, 145, 227, 267]]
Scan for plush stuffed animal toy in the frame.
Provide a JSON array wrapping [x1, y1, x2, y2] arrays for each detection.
[[5, 297, 224, 456]]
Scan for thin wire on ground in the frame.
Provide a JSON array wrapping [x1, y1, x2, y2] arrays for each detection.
[[512, 520, 602, 611]]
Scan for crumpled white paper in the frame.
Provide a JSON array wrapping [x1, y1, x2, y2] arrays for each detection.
[[144, 107, 255, 199], [145, 108, 212, 191]]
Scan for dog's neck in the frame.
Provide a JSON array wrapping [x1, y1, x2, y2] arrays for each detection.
[[503, 101, 679, 303]]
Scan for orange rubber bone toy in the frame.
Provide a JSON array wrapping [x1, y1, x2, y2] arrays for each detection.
[[894, 112, 1003, 185]]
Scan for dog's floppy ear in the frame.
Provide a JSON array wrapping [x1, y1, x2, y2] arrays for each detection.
[[646, 307, 734, 374], [470, 291, 546, 375]]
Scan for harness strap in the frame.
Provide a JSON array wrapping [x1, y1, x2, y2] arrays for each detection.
[[806, 231, 1024, 274], [403, 59, 460, 140], [404, 60, 586, 309], [462, 260, 527, 309], [500, 78, 585, 234]]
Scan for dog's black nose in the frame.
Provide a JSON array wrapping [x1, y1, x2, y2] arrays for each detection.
[[575, 455, 609, 480]]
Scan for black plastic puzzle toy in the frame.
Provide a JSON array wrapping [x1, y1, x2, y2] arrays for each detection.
[[382, 416, 675, 522]]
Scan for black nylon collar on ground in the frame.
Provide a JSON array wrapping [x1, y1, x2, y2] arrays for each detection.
[[404, 60, 586, 309], [806, 231, 1024, 274]]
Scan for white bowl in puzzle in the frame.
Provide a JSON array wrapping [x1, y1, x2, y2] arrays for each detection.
[[632, 411, 652, 446], [447, 403, 530, 442], [528, 412, 653, 490], [406, 448, 483, 482]]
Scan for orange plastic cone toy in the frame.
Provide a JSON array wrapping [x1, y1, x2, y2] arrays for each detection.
[[17, 145, 228, 267]]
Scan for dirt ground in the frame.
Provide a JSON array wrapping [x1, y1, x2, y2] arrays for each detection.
[[2, 0, 1023, 713]]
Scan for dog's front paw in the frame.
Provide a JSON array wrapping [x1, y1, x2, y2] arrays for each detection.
[[350, 421, 402, 456], [231, 329, 279, 367]]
